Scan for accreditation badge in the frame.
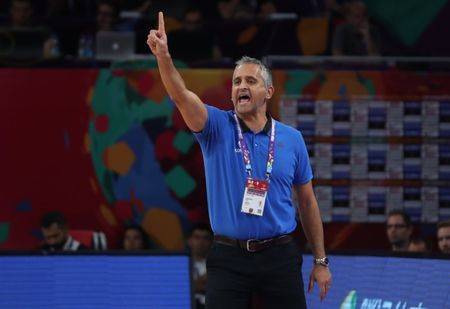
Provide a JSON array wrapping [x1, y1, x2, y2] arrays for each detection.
[[241, 178, 268, 216]]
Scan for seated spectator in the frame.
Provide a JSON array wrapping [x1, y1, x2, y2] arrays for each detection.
[[407, 238, 428, 253], [69, 229, 108, 250], [322, 0, 345, 54], [187, 223, 213, 309], [257, 0, 302, 17], [257, 1, 277, 19], [75, 1, 120, 58], [332, 0, 380, 56], [122, 224, 150, 250], [386, 209, 412, 252], [5, 0, 34, 28], [168, 7, 217, 64], [40, 211, 87, 252], [437, 220, 450, 254], [217, 0, 254, 21], [0, 0, 64, 60], [96, 0, 119, 32], [44, 0, 96, 19]]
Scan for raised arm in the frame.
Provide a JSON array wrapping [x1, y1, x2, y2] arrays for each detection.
[[147, 12, 207, 132]]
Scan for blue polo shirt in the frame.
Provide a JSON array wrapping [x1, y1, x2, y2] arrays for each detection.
[[194, 105, 313, 240]]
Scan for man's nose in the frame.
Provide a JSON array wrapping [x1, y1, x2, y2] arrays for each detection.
[[238, 81, 249, 89]]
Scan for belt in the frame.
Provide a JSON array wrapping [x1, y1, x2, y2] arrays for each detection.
[[214, 234, 293, 252]]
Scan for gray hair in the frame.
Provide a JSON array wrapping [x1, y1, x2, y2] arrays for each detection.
[[235, 56, 273, 88]]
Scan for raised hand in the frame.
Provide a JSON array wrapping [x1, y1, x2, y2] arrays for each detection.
[[146, 12, 169, 57]]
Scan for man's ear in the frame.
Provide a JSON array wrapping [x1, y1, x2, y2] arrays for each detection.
[[266, 86, 274, 99]]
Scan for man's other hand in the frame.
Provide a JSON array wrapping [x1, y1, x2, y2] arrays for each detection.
[[308, 265, 332, 301]]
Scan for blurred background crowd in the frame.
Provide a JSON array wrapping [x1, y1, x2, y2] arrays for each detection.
[[35, 210, 449, 308], [1, 0, 449, 65], [34, 209, 450, 308]]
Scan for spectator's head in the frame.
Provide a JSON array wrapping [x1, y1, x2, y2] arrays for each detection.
[[187, 223, 213, 260], [96, 0, 118, 31], [407, 238, 428, 253], [386, 209, 412, 251], [9, 0, 33, 27], [183, 7, 203, 32], [437, 220, 450, 254], [122, 224, 150, 250], [45, 0, 71, 17], [40, 211, 69, 250], [344, 0, 367, 27], [258, 0, 277, 18], [217, 0, 253, 20]]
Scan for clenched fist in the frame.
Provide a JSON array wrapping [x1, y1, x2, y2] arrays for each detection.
[[147, 12, 169, 57]]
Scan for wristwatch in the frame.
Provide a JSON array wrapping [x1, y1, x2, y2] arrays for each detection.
[[313, 257, 329, 267]]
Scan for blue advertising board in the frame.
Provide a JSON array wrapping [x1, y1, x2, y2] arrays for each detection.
[[0, 254, 192, 308], [303, 254, 450, 309]]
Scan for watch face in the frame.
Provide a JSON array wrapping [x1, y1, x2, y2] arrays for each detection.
[[314, 257, 329, 266]]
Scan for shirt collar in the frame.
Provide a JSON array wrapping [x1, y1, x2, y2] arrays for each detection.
[[237, 113, 272, 135]]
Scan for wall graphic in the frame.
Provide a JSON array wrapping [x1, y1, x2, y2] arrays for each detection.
[[1, 68, 449, 250]]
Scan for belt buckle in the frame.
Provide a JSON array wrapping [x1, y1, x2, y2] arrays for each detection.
[[246, 239, 257, 252]]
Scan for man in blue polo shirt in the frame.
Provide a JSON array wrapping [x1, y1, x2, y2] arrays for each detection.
[[147, 12, 332, 308]]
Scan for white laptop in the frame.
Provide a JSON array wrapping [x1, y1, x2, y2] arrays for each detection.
[[96, 31, 135, 60]]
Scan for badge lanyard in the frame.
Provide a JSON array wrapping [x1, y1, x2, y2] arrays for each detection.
[[233, 113, 275, 182]]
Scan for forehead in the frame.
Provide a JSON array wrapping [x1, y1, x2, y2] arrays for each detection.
[[125, 229, 142, 237], [438, 226, 450, 236], [233, 63, 262, 79], [387, 214, 405, 224]]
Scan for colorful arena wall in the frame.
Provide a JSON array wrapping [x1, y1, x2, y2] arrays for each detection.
[[1, 67, 449, 250]]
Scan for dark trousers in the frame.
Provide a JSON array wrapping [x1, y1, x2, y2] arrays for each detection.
[[205, 240, 306, 309]]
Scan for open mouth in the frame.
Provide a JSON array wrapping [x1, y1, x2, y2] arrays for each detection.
[[237, 93, 251, 104]]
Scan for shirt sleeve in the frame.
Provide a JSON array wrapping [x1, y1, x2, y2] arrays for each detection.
[[293, 131, 313, 185], [193, 104, 225, 150]]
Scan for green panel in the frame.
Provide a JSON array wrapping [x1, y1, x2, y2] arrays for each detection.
[[173, 131, 195, 154], [0, 222, 10, 244], [285, 71, 317, 95], [340, 290, 357, 309], [165, 166, 196, 198], [359, 75, 376, 96], [363, 0, 446, 46]]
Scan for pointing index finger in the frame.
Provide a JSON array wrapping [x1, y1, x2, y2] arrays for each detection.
[[158, 11, 165, 33]]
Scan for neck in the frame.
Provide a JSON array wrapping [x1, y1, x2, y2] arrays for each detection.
[[236, 110, 268, 133]]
